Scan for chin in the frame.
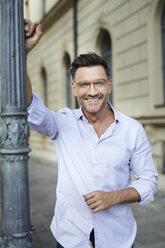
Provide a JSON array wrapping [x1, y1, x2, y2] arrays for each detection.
[[83, 105, 102, 114]]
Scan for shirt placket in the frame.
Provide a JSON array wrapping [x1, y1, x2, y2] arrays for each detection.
[[91, 122, 117, 248]]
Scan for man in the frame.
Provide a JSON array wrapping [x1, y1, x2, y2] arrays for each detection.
[[25, 20, 158, 248]]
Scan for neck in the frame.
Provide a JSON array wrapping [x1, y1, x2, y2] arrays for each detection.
[[82, 104, 115, 138]]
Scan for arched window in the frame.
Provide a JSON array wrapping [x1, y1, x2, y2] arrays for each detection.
[[41, 67, 48, 106], [64, 53, 72, 108], [162, 7, 165, 103], [98, 30, 112, 103]]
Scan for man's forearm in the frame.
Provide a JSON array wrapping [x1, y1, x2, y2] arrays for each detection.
[[26, 73, 32, 107], [114, 187, 141, 205], [24, 20, 42, 107], [83, 187, 141, 213]]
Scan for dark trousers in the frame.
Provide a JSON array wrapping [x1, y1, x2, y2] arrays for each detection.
[[56, 229, 95, 248], [57, 243, 134, 248]]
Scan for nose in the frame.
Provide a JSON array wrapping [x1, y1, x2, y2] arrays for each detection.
[[88, 83, 98, 95]]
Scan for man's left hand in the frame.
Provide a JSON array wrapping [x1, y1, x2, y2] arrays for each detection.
[[83, 190, 117, 213]]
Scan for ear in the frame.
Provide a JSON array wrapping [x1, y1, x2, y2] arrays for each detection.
[[108, 79, 112, 94], [72, 81, 78, 96]]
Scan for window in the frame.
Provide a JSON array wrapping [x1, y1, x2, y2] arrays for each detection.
[[162, 7, 165, 103], [64, 53, 72, 108], [98, 30, 112, 103], [42, 0, 46, 17], [41, 67, 48, 106]]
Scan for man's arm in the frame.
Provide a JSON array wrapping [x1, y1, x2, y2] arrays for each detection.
[[83, 187, 140, 213], [25, 20, 63, 139], [84, 125, 158, 213], [24, 19, 42, 106]]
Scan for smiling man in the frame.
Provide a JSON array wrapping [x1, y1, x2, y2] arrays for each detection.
[[25, 21, 158, 248]]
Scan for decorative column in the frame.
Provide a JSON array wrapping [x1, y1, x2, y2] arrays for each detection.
[[0, 0, 32, 247]]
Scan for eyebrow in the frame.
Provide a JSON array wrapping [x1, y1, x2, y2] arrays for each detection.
[[77, 78, 107, 82]]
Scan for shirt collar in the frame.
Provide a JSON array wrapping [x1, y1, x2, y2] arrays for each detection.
[[75, 101, 120, 123]]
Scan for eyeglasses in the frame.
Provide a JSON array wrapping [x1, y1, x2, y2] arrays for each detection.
[[74, 79, 109, 92]]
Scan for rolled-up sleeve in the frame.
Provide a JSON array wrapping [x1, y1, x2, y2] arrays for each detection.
[[129, 125, 158, 206], [27, 93, 60, 140]]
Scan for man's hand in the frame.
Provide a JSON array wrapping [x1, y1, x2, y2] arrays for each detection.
[[24, 19, 42, 54], [83, 188, 141, 213], [83, 190, 117, 213]]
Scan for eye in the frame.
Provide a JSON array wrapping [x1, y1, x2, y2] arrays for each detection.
[[95, 80, 105, 86], [79, 82, 89, 88]]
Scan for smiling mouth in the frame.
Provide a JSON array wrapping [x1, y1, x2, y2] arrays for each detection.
[[87, 98, 99, 102], [81, 94, 103, 106], [84, 95, 102, 100], [83, 98, 102, 105]]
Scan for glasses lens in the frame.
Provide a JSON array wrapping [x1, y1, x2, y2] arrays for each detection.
[[94, 80, 107, 90]]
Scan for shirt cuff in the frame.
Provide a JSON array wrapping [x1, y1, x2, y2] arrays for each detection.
[[27, 93, 46, 125], [27, 93, 35, 112], [128, 180, 157, 206]]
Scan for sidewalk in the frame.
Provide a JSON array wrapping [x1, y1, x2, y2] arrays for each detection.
[[132, 192, 165, 248], [29, 157, 58, 248], [1, 157, 165, 247]]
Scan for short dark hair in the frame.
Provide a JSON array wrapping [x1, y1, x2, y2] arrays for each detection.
[[70, 52, 110, 81]]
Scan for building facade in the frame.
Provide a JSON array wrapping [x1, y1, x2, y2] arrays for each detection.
[[25, 0, 165, 173]]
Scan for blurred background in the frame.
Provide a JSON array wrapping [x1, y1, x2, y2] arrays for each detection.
[[23, 0, 165, 247]]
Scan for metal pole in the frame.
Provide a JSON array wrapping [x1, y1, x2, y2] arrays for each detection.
[[0, 0, 32, 247]]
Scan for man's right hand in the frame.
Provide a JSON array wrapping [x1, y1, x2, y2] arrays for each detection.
[[24, 19, 42, 54]]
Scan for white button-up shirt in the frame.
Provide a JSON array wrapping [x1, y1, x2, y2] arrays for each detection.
[[27, 94, 158, 248]]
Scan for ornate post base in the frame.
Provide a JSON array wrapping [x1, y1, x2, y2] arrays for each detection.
[[0, 232, 32, 248], [0, 115, 32, 248]]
